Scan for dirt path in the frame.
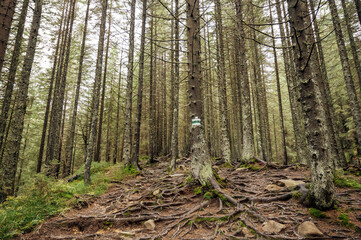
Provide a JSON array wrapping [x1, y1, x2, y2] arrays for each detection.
[[18, 158, 361, 239]]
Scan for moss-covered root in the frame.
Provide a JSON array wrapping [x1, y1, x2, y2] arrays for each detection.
[[209, 177, 238, 205]]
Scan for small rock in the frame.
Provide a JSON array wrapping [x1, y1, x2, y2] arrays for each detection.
[[144, 219, 156, 230], [265, 184, 284, 192], [262, 220, 286, 234], [153, 189, 160, 196], [298, 221, 323, 237], [236, 167, 247, 171], [278, 179, 305, 188], [240, 227, 253, 237]]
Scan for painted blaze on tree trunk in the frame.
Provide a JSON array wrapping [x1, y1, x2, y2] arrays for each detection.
[[186, 0, 212, 185], [287, 0, 334, 210]]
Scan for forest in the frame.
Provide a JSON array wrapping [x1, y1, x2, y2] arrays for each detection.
[[0, 0, 361, 239]]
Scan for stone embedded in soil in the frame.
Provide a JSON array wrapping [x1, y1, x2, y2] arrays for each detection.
[[265, 184, 284, 192], [262, 220, 286, 234], [298, 221, 323, 237], [240, 227, 254, 237], [278, 179, 305, 188], [153, 189, 160, 196], [178, 165, 186, 171], [144, 219, 156, 230]]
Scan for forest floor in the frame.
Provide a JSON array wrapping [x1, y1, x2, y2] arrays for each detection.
[[17, 157, 361, 240]]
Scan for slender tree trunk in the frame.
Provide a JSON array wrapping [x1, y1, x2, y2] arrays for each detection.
[[131, 0, 147, 169], [287, 0, 334, 210], [186, 0, 213, 184], [340, 0, 361, 95], [214, 0, 231, 163], [170, 0, 180, 170], [355, 0, 361, 26], [0, 0, 17, 74], [113, 60, 122, 164], [0, 0, 29, 164], [64, 0, 91, 177], [84, 0, 108, 184], [45, 0, 76, 176], [122, 0, 136, 165], [162, 57, 167, 155], [37, 1, 67, 173], [0, 0, 43, 202], [95, 4, 112, 163], [276, 0, 309, 165], [269, 0, 288, 164], [328, 0, 361, 155], [235, 0, 254, 161], [149, 9, 156, 163]]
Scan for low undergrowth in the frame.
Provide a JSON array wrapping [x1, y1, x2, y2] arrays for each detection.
[[0, 162, 137, 240], [334, 172, 361, 190]]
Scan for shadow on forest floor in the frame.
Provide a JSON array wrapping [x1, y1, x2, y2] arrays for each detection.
[[17, 157, 361, 239]]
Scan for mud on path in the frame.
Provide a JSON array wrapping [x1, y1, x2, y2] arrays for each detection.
[[18, 158, 361, 239]]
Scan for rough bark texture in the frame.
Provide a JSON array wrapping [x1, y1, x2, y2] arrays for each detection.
[[214, 0, 231, 164], [149, 9, 156, 163], [170, 0, 180, 171], [0, 0, 43, 202], [287, 0, 334, 210], [327, 0, 361, 155], [235, 0, 254, 161], [84, 0, 108, 184], [45, 0, 76, 176], [269, 0, 288, 165], [186, 0, 213, 184], [37, 1, 67, 173], [64, 0, 91, 177], [355, 0, 361, 25], [132, 0, 147, 169], [0, 0, 17, 74], [113, 61, 122, 164], [276, 0, 309, 165], [122, 0, 136, 165], [0, 0, 29, 165]]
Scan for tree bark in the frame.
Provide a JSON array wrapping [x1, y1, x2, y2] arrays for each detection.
[[84, 0, 108, 184], [122, 0, 136, 165], [0, 0, 29, 165], [0, 0, 17, 74], [113, 59, 122, 164], [64, 0, 91, 177], [327, 0, 361, 155], [0, 0, 43, 202], [186, 0, 213, 184], [235, 0, 254, 161], [287, 0, 334, 210], [170, 0, 180, 171], [355, 0, 361, 26], [131, 0, 147, 169]]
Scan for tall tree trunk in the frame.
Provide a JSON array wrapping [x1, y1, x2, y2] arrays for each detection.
[[214, 0, 231, 163], [328, 0, 361, 155], [37, 1, 67, 173], [276, 0, 309, 165], [84, 0, 108, 184], [0, 0, 43, 202], [149, 8, 156, 163], [0, 0, 29, 165], [45, 0, 76, 176], [95, 4, 112, 163], [269, 0, 288, 164], [64, 0, 91, 177], [170, 0, 180, 170], [309, 0, 346, 167], [0, 0, 17, 74], [122, 0, 136, 165], [235, 0, 254, 161], [287, 0, 334, 210], [162, 57, 167, 155], [340, 0, 361, 95], [186, 0, 213, 184], [132, 0, 147, 169], [113, 59, 122, 164]]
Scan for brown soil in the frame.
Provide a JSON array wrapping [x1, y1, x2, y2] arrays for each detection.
[[17, 158, 361, 240]]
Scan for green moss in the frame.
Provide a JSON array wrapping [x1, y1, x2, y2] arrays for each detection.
[[334, 174, 361, 190], [103, 221, 113, 227], [292, 191, 302, 200], [203, 191, 215, 200], [239, 163, 262, 171], [193, 216, 229, 224], [309, 208, 328, 219], [338, 213, 353, 227], [194, 186, 203, 195]]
